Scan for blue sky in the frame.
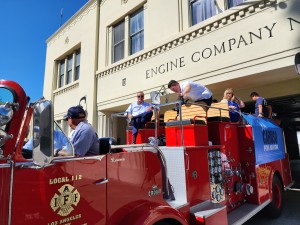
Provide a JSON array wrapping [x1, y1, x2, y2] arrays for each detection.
[[0, 0, 88, 101]]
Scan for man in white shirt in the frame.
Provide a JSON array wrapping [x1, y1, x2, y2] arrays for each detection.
[[168, 80, 213, 110], [126, 91, 154, 144]]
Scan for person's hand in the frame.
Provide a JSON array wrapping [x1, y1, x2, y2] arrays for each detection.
[[147, 106, 154, 111], [57, 149, 71, 156], [54, 148, 61, 157]]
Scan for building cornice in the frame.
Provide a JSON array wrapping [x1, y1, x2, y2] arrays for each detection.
[[46, 0, 97, 46], [53, 81, 79, 97], [96, 0, 277, 79]]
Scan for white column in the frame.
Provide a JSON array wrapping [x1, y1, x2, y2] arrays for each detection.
[[124, 15, 129, 57], [107, 26, 113, 66], [97, 111, 113, 138]]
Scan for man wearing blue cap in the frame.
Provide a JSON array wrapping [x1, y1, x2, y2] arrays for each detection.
[[58, 105, 99, 156]]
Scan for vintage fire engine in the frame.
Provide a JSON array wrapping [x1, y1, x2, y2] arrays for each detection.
[[0, 80, 293, 225]]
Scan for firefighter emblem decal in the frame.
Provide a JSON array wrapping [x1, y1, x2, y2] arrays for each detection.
[[50, 184, 81, 216]]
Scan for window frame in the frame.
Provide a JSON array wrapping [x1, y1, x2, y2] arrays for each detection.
[[75, 49, 81, 81], [66, 55, 73, 85], [58, 60, 65, 88], [56, 48, 81, 89], [129, 8, 144, 55], [112, 20, 125, 63]]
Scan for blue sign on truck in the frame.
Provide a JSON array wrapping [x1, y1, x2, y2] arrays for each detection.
[[242, 114, 285, 165]]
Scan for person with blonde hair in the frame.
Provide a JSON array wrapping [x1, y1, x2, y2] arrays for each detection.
[[221, 88, 245, 122]]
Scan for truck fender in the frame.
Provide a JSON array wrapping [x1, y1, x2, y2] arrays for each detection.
[[265, 170, 283, 218], [118, 203, 189, 225]]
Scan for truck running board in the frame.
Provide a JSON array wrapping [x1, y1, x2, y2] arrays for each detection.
[[191, 201, 227, 225], [227, 200, 270, 225]]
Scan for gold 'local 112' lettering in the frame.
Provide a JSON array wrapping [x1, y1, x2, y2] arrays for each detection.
[[49, 175, 82, 184]]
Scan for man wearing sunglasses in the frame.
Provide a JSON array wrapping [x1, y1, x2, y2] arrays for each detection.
[[126, 91, 154, 144]]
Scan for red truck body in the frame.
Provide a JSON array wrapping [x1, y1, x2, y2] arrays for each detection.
[[0, 80, 293, 225]]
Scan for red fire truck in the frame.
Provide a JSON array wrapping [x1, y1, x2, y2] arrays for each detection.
[[0, 80, 293, 225]]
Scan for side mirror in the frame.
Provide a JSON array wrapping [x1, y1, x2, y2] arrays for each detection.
[[295, 52, 300, 75]]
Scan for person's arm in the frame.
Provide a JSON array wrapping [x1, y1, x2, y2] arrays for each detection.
[[267, 105, 272, 118], [23, 138, 33, 150], [236, 97, 245, 108], [181, 83, 191, 99], [146, 104, 154, 112], [258, 105, 264, 117], [126, 104, 133, 119]]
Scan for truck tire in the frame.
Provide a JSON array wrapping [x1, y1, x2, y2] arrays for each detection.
[[264, 174, 283, 218]]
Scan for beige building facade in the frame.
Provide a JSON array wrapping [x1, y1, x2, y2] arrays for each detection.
[[44, 0, 300, 156]]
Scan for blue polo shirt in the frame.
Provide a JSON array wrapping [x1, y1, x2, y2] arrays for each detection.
[[126, 101, 153, 117], [71, 120, 99, 156]]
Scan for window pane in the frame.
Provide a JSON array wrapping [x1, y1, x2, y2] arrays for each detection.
[[130, 9, 144, 34], [66, 55, 73, 84], [114, 41, 125, 62], [130, 9, 144, 55], [191, 0, 216, 26], [227, 0, 245, 8], [75, 50, 80, 80], [59, 61, 65, 88], [113, 21, 125, 63], [131, 31, 144, 55]]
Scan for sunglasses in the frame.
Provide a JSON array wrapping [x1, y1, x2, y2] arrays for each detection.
[[137, 95, 144, 98]]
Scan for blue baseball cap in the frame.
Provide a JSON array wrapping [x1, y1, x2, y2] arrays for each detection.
[[64, 105, 86, 120]]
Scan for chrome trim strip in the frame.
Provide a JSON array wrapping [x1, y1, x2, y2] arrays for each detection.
[[0, 163, 11, 168], [8, 161, 14, 225], [14, 155, 105, 168], [285, 180, 295, 190], [95, 178, 109, 185]]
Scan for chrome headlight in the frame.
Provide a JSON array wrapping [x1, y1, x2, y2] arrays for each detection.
[[0, 105, 13, 126], [0, 129, 13, 147]]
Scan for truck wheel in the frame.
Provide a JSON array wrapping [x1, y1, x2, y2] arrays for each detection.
[[264, 175, 283, 218]]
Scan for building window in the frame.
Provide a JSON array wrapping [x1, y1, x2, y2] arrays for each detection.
[[191, 0, 216, 26], [113, 21, 125, 63], [66, 55, 73, 85], [57, 48, 80, 89], [58, 60, 65, 88], [227, 0, 245, 9], [75, 50, 80, 81], [130, 8, 144, 55]]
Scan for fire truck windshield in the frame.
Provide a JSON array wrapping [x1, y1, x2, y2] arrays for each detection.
[[25, 100, 74, 165]]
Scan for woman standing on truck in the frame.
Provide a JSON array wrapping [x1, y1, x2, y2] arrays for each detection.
[[221, 88, 245, 122]]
